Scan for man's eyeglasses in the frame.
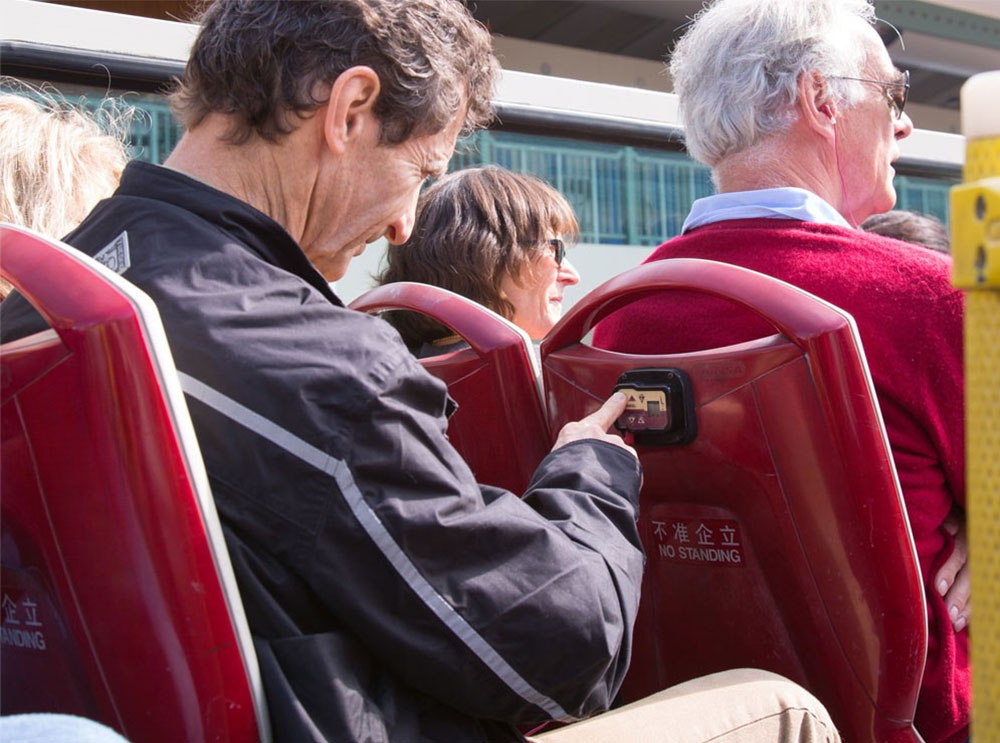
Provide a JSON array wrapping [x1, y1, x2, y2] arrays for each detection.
[[830, 69, 910, 120], [546, 238, 566, 267]]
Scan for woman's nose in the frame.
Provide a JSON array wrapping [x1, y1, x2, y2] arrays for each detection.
[[559, 258, 581, 285]]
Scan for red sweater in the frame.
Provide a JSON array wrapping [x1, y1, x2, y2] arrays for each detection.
[[594, 219, 967, 743]]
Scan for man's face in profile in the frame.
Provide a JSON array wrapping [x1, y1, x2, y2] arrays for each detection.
[[303, 112, 465, 283]]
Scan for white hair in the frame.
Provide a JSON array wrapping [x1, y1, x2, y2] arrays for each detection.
[[670, 0, 876, 166]]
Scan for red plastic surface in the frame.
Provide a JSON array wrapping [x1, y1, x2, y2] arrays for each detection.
[[0, 227, 260, 742], [541, 259, 926, 743], [351, 282, 551, 494]]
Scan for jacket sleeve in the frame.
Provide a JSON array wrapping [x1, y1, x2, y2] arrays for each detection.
[[300, 347, 644, 723]]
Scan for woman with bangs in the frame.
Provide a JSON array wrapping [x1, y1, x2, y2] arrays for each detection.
[[376, 165, 581, 355]]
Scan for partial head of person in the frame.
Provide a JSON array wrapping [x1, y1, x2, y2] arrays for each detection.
[[861, 209, 950, 253], [0, 91, 129, 239], [0, 89, 130, 298], [376, 166, 581, 347], [670, 0, 913, 225], [168, 0, 498, 282]]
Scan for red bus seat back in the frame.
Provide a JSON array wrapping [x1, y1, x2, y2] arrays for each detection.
[[0, 225, 269, 743], [540, 258, 927, 743], [351, 282, 550, 494]]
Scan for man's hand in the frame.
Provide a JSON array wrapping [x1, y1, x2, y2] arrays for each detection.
[[935, 513, 970, 632], [552, 392, 637, 459]]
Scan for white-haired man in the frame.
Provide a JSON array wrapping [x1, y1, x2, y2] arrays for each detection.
[[596, 2, 967, 742], [0, 1, 842, 741]]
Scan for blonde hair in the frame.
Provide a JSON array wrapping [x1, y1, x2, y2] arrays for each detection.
[[0, 88, 130, 239]]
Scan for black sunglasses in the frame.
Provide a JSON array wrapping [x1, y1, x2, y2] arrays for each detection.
[[831, 69, 909, 120], [546, 238, 566, 267]]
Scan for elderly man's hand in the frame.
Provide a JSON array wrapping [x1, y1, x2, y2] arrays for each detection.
[[552, 392, 637, 459], [936, 512, 970, 633]]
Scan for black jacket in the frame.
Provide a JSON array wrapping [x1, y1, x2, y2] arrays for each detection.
[[1, 161, 644, 742]]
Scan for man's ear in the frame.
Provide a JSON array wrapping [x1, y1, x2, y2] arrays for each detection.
[[798, 70, 836, 139], [323, 66, 381, 156]]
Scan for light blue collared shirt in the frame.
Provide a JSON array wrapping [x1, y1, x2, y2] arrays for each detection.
[[681, 187, 853, 233]]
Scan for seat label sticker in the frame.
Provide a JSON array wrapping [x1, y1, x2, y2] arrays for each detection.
[[650, 517, 745, 567], [1, 592, 47, 651]]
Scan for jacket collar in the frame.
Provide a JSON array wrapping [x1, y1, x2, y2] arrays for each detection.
[[118, 161, 342, 305]]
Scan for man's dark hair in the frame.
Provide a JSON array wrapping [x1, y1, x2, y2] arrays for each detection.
[[376, 165, 579, 349], [861, 209, 950, 253], [171, 0, 497, 144]]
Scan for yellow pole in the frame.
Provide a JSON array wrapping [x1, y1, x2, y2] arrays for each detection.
[[951, 69, 1000, 739]]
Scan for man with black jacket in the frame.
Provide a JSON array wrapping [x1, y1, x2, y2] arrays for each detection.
[[1, 1, 840, 741]]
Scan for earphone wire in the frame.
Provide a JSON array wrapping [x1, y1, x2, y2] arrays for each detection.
[[832, 118, 859, 228]]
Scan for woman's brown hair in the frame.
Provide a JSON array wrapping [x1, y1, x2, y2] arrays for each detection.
[[375, 166, 578, 350]]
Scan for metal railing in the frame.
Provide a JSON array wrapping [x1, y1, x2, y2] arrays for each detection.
[[6, 90, 957, 247], [896, 174, 956, 223], [455, 130, 956, 245], [124, 99, 182, 165], [453, 131, 716, 245], [77, 95, 181, 165]]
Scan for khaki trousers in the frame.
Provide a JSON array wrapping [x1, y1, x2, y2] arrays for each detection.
[[530, 669, 840, 743]]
